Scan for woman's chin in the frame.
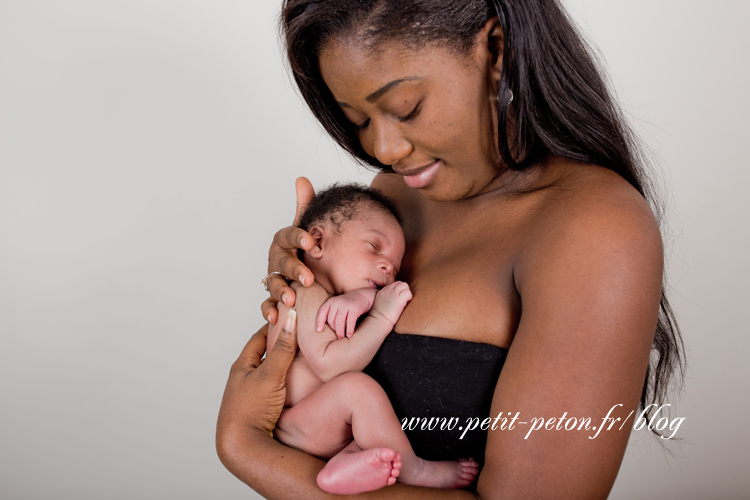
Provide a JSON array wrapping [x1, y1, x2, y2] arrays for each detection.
[[416, 177, 475, 202]]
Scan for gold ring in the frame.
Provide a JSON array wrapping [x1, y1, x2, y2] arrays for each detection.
[[262, 271, 288, 291]]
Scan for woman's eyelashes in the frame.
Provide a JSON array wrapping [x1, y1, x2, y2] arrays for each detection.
[[397, 102, 421, 123], [353, 103, 421, 131], [355, 119, 370, 131]]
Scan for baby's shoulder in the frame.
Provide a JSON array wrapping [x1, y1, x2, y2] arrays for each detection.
[[292, 280, 331, 304]]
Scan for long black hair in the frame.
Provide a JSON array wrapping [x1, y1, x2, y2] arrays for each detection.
[[281, 0, 684, 430]]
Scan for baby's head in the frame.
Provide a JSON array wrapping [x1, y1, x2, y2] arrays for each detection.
[[299, 184, 405, 296]]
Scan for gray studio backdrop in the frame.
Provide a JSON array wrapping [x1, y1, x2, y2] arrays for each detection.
[[1, 1, 748, 498]]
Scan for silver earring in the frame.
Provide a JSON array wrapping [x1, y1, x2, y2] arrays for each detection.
[[508, 90, 514, 103]]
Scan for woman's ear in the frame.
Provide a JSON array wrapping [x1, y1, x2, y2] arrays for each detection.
[[306, 226, 325, 259], [487, 18, 504, 82], [476, 17, 504, 83]]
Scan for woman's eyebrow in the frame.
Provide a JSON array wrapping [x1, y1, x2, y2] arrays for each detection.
[[366, 77, 422, 102], [337, 77, 423, 108]]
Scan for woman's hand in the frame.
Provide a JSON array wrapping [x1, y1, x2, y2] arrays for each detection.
[[262, 177, 317, 325], [217, 311, 298, 444]]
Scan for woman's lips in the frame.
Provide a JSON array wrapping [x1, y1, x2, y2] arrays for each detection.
[[401, 160, 441, 189]]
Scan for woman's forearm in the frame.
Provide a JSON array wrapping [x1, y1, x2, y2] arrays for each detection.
[[216, 322, 478, 499], [218, 427, 478, 500], [217, 425, 326, 499]]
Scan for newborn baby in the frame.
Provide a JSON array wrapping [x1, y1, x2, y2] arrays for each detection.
[[267, 184, 478, 495]]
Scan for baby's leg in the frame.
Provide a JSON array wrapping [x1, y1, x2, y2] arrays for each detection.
[[275, 388, 354, 460], [278, 372, 478, 493], [330, 372, 478, 491], [316, 440, 402, 495], [275, 374, 401, 494]]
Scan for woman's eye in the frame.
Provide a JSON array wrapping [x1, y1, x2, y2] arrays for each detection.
[[353, 103, 420, 131], [397, 103, 420, 123], [355, 119, 370, 131]]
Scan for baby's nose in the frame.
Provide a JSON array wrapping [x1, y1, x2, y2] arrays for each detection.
[[379, 260, 393, 275]]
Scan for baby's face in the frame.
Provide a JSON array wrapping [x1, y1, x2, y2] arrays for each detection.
[[321, 209, 405, 295]]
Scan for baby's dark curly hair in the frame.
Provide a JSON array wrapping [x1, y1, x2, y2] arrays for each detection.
[[298, 183, 402, 233]]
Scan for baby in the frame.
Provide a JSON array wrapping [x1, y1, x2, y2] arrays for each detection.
[[266, 184, 478, 495]]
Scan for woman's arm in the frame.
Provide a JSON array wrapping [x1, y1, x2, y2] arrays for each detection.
[[371, 171, 661, 499], [475, 193, 663, 499], [216, 315, 477, 499]]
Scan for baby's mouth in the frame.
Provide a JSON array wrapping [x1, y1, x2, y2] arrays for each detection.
[[368, 280, 384, 289]]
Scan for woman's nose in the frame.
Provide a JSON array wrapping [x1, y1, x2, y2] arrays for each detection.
[[372, 121, 412, 166]]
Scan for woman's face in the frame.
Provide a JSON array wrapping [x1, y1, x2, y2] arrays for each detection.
[[319, 33, 502, 201]]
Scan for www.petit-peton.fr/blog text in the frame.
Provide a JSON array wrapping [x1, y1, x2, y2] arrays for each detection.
[[401, 404, 685, 440]]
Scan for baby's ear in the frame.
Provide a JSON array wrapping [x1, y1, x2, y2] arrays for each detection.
[[306, 226, 325, 259]]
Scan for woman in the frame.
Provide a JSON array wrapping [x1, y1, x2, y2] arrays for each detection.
[[217, 0, 684, 497]]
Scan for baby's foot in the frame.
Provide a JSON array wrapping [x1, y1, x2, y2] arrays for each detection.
[[400, 457, 478, 489], [317, 447, 402, 495]]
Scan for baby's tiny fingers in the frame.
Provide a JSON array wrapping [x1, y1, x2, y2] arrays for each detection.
[[334, 313, 347, 339], [316, 303, 330, 332], [347, 315, 357, 338]]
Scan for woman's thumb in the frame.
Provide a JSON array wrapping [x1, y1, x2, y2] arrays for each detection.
[[293, 177, 315, 226], [264, 310, 298, 374]]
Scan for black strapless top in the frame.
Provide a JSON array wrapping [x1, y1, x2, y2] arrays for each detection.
[[365, 332, 507, 465]]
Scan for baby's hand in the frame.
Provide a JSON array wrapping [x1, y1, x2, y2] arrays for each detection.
[[371, 282, 413, 326], [316, 288, 378, 339]]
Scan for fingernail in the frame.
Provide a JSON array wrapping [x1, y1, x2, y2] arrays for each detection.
[[298, 275, 306, 287], [281, 293, 289, 306], [266, 314, 275, 324], [282, 310, 297, 332]]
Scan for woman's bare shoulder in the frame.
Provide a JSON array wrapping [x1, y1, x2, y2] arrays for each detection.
[[517, 163, 664, 290], [537, 163, 659, 234]]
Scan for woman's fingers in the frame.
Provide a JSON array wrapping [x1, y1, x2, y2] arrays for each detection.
[[293, 177, 316, 226], [271, 225, 314, 255], [269, 226, 315, 292], [265, 273, 296, 309], [233, 323, 269, 372], [217, 319, 295, 443], [261, 297, 280, 325], [261, 177, 316, 323]]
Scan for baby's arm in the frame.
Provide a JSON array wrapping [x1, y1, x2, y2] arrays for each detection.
[[294, 281, 412, 382], [316, 288, 378, 339]]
